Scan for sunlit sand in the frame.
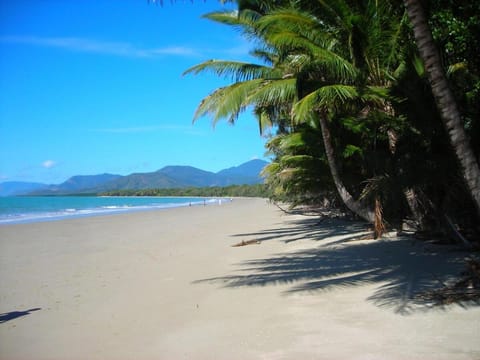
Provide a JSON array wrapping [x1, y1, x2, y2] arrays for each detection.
[[1, 198, 478, 359]]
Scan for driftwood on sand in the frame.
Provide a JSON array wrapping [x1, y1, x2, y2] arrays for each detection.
[[231, 239, 261, 247]]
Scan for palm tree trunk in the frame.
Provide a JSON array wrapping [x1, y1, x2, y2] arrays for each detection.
[[318, 116, 375, 223], [404, 0, 480, 218]]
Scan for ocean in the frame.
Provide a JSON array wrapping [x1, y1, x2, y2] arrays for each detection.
[[0, 196, 226, 225]]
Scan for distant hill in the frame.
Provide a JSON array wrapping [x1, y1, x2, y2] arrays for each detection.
[[0, 181, 49, 196], [217, 159, 267, 177], [217, 159, 267, 185], [95, 171, 181, 192], [159, 166, 221, 187], [59, 174, 122, 191], [98, 160, 268, 191], [28, 174, 122, 195], [0, 160, 269, 196]]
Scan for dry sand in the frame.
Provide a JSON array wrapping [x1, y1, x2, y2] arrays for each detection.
[[0, 198, 479, 359]]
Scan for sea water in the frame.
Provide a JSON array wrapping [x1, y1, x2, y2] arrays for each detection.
[[0, 196, 225, 225]]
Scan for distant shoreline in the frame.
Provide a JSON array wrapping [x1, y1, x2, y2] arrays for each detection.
[[0, 195, 231, 226], [2, 183, 268, 198]]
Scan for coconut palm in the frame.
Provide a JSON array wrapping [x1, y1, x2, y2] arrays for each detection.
[[182, 8, 298, 135], [184, 6, 379, 222], [256, 2, 407, 224], [262, 123, 334, 206], [185, 1, 411, 224]]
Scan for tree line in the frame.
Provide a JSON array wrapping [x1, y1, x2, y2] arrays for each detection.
[[100, 184, 269, 198], [183, 0, 479, 245]]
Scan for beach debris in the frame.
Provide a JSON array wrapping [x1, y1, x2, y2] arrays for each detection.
[[416, 258, 480, 305], [231, 239, 261, 247]]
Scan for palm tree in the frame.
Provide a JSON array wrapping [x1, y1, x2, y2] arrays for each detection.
[[184, 6, 379, 222], [259, 2, 406, 224], [185, 1, 413, 224], [182, 6, 299, 135], [262, 123, 334, 206], [403, 0, 480, 218]]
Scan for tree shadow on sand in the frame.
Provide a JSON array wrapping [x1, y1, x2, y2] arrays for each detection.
[[196, 217, 478, 315], [0, 308, 41, 324], [231, 217, 371, 244]]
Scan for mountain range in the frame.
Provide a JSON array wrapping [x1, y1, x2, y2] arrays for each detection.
[[0, 159, 268, 196]]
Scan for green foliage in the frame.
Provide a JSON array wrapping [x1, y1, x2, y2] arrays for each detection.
[[429, 0, 480, 156], [100, 184, 269, 198], [343, 144, 362, 158], [183, 0, 479, 232], [183, 60, 274, 83], [262, 125, 334, 206]]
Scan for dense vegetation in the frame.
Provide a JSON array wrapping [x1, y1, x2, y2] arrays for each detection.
[[100, 184, 269, 198], [184, 0, 479, 246]]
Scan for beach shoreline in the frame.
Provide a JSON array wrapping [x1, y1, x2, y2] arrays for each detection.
[[1, 198, 479, 359], [0, 195, 227, 226]]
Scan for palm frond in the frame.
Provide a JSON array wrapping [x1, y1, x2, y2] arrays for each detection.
[[261, 162, 280, 178], [202, 10, 241, 26], [192, 79, 264, 125], [278, 132, 307, 151], [254, 109, 274, 136], [292, 90, 319, 125], [203, 9, 259, 28], [293, 84, 360, 124], [256, 8, 322, 38], [265, 31, 356, 80], [280, 154, 317, 166], [203, 9, 263, 40], [343, 144, 363, 158], [317, 84, 359, 105], [183, 60, 276, 82], [362, 86, 390, 107], [316, 0, 356, 33], [249, 49, 278, 65], [447, 62, 467, 76], [246, 78, 297, 107], [249, 8, 357, 81]]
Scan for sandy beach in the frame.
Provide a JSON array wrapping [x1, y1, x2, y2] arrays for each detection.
[[1, 198, 479, 359]]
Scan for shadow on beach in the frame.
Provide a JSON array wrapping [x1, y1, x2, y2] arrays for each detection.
[[196, 216, 477, 315], [0, 308, 41, 324], [232, 216, 370, 244]]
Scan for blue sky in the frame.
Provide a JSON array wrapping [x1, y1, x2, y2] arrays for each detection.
[[0, 0, 269, 184]]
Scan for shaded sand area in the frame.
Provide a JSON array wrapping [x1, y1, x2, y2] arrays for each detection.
[[1, 198, 479, 359]]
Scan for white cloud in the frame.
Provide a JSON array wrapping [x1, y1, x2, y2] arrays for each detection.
[[150, 46, 198, 56], [42, 160, 57, 169], [91, 125, 165, 133], [1, 35, 198, 58], [90, 124, 207, 136]]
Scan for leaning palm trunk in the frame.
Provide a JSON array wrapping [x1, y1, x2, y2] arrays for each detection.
[[374, 197, 386, 239], [386, 120, 427, 230], [403, 188, 429, 229], [318, 115, 375, 223], [404, 0, 480, 219]]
